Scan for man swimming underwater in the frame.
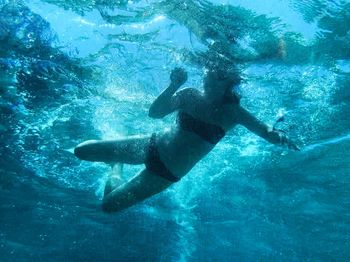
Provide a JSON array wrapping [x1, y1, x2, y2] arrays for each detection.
[[74, 66, 299, 212]]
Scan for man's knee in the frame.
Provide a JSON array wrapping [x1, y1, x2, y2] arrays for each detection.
[[74, 140, 98, 160], [74, 145, 85, 160]]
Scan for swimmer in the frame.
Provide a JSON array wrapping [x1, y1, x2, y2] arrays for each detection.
[[74, 66, 299, 212]]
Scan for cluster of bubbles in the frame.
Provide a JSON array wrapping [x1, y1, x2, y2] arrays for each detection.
[[0, 2, 101, 191]]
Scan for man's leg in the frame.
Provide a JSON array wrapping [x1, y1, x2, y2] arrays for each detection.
[[74, 135, 150, 164], [104, 163, 124, 196], [102, 169, 173, 213]]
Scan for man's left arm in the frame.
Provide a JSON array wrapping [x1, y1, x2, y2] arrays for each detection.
[[236, 106, 300, 151]]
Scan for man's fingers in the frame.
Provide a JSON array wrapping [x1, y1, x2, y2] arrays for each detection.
[[280, 133, 300, 151]]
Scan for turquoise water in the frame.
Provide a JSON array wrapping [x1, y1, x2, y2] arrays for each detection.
[[1, 0, 349, 261]]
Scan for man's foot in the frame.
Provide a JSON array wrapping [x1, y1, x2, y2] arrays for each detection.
[[104, 163, 124, 196]]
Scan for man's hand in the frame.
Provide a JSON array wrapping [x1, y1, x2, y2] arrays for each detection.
[[268, 129, 300, 151], [170, 67, 188, 87]]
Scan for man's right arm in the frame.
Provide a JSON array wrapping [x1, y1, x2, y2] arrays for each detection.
[[148, 68, 188, 118]]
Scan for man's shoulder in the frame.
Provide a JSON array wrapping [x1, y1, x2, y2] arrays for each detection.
[[176, 87, 202, 98], [173, 88, 202, 109]]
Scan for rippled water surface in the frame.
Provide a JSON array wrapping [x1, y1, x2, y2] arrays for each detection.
[[1, 0, 349, 261]]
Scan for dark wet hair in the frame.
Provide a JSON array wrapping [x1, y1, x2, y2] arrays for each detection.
[[204, 61, 242, 104], [204, 55, 241, 82], [205, 66, 242, 86], [224, 88, 241, 104]]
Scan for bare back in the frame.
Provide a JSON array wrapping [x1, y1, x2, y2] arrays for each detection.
[[156, 88, 240, 178]]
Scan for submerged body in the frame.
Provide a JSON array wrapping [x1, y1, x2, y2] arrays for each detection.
[[153, 92, 239, 177], [74, 67, 298, 212]]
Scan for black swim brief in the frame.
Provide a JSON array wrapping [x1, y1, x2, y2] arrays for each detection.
[[145, 133, 180, 183]]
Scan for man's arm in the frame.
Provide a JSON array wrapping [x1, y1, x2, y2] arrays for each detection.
[[236, 106, 300, 150], [148, 68, 187, 119]]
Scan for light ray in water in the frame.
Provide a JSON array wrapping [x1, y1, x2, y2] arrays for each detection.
[[303, 132, 350, 152], [1, 0, 349, 261]]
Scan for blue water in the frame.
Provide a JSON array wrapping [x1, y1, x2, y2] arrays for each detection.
[[1, 0, 349, 261]]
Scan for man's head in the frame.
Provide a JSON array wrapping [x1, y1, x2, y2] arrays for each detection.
[[203, 64, 241, 97]]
